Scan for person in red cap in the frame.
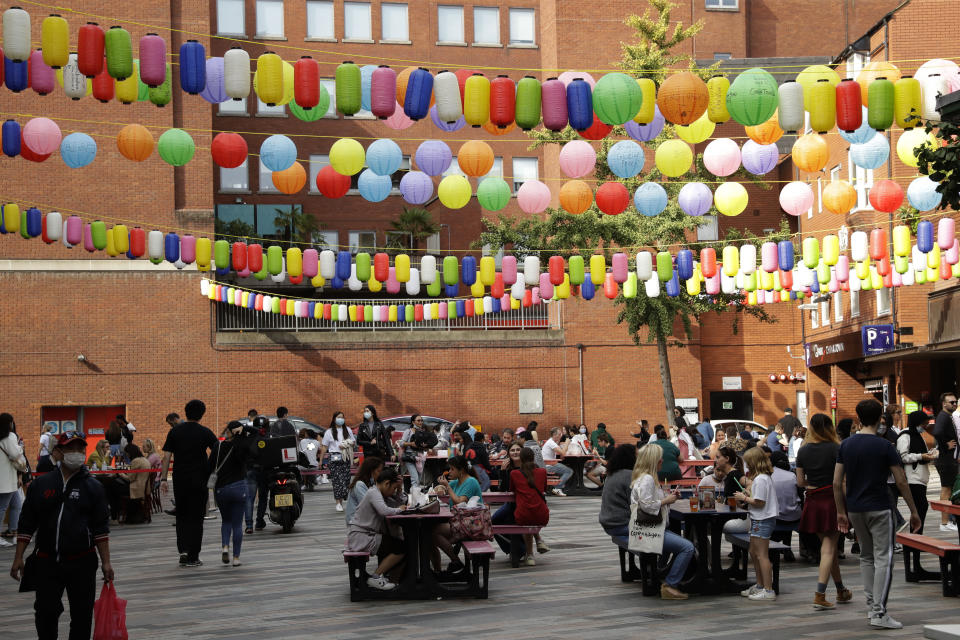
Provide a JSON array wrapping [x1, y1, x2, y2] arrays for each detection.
[[10, 430, 113, 640]]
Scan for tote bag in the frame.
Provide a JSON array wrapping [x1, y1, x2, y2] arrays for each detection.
[[627, 503, 668, 554]]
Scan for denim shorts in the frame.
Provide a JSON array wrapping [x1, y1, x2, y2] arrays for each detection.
[[750, 516, 776, 540]]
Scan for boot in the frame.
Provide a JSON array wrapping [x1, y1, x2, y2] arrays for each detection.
[[813, 592, 835, 610]]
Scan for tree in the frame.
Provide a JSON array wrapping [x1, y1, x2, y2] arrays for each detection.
[[387, 206, 441, 251], [273, 205, 320, 243], [476, 0, 788, 427], [915, 118, 960, 211], [214, 217, 255, 240]]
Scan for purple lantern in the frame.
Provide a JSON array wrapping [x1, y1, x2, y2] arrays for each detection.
[[429, 105, 465, 132], [200, 57, 227, 104], [741, 140, 779, 176], [414, 139, 452, 176], [625, 105, 665, 142], [677, 182, 713, 216], [399, 171, 434, 204]]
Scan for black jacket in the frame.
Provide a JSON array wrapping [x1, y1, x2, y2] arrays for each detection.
[[17, 467, 109, 559], [357, 420, 393, 459]]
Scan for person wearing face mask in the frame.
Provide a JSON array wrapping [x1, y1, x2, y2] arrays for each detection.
[[11, 431, 114, 640], [356, 405, 394, 461], [321, 412, 357, 512]]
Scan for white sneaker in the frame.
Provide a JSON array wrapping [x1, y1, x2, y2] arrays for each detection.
[[941, 523, 958, 532], [232, 558, 242, 567], [552, 488, 567, 497], [335, 503, 344, 512], [366, 575, 396, 591], [748, 589, 777, 601], [870, 615, 903, 629], [0, 538, 12, 547], [741, 584, 762, 597], [320, 476, 330, 484]]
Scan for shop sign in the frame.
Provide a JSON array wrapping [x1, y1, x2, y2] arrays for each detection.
[[722, 376, 742, 390], [805, 332, 863, 367], [862, 324, 895, 355]]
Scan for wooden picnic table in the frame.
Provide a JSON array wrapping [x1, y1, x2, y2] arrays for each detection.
[[932, 500, 960, 544], [668, 501, 748, 595], [558, 454, 599, 496], [436, 491, 514, 505]]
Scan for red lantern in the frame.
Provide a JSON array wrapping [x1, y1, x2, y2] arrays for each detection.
[[869, 180, 904, 213], [876, 254, 891, 276], [293, 56, 320, 109], [316, 165, 351, 198], [278, 298, 287, 315], [941, 255, 952, 280], [836, 79, 862, 133], [490, 75, 516, 128], [77, 22, 105, 77], [455, 69, 477, 104], [211, 132, 248, 169], [374, 252, 389, 281], [595, 182, 629, 215], [92, 61, 114, 102], [491, 273, 504, 298], [548, 255, 565, 286], [522, 289, 532, 307], [41, 215, 52, 243], [465, 299, 475, 316], [231, 241, 247, 271], [604, 272, 618, 299], [322, 303, 332, 320], [129, 227, 146, 257], [20, 132, 50, 162], [247, 243, 263, 272], [578, 113, 613, 140], [289, 275, 303, 285], [414, 304, 424, 321], [779, 269, 793, 289], [869, 228, 888, 261], [700, 248, 717, 278]]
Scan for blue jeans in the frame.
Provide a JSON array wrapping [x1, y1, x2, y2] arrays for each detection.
[[603, 524, 694, 588], [403, 461, 420, 486], [216, 480, 247, 557], [0, 490, 22, 532], [244, 468, 267, 528], [603, 524, 629, 548], [492, 502, 523, 555], [547, 463, 572, 490], [475, 467, 491, 492]]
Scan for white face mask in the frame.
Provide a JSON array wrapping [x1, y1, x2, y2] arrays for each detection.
[[579, 427, 587, 434], [363, 411, 372, 420], [335, 417, 346, 426], [62, 452, 86, 470]]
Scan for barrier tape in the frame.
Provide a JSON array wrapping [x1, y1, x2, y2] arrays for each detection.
[[30, 468, 161, 476]]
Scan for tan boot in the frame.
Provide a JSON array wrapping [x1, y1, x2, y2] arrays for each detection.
[[813, 592, 835, 610], [660, 584, 688, 600], [836, 588, 853, 603]]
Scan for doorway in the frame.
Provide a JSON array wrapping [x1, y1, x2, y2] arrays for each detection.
[[709, 391, 754, 421]]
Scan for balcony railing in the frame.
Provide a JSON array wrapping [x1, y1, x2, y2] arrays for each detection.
[[215, 298, 562, 333]]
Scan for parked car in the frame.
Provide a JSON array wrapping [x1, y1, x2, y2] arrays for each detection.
[[381, 415, 455, 445], [239, 415, 324, 435], [710, 419, 771, 439]]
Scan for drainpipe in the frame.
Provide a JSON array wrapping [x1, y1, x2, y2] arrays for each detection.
[[577, 343, 585, 425], [883, 18, 901, 405]]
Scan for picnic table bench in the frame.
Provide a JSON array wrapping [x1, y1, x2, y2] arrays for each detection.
[[610, 537, 660, 596], [897, 532, 960, 597]]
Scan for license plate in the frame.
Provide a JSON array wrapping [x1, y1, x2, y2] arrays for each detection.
[[274, 493, 294, 507]]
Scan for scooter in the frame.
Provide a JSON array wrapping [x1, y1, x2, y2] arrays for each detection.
[[266, 462, 304, 533]]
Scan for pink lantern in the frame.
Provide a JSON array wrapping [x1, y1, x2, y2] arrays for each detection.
[[302, 248, 319, 278], [538, 273, 554, 299], [558, 71, 596, 88], [384, 102, 414, 130], [761, 242, 778, 273], [501, 255, 517, 286], [947, 239, 960, 265], [517, 180, 551, 214], [180, 235, 196, 264], [836, 255, 850, 282], [138, 34, 167, 87], [938, 217, 955, 250], [779, 181, 814, 217], [22, 117, 62, 155], [705, 273, 720, 295], [702, 138, 741, 177], [612, 252, 628, 283], [65, 215, 82, 245], [386, 267, 401, 293], [83, 223, 95, 252], [30, 50, 56, 95], [531, 286, 541, 305], [558, 140, 596, 178]]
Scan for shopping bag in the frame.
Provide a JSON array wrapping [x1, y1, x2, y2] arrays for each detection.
[[449, 506, 493, 541], [93, 582, 128, 640], [627, 503, 667, 554]]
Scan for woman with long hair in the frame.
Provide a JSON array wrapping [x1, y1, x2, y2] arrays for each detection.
[[345, 456, 384, 526], [124, 444, 151, 524], [321, 411, 356, 513], [105, 420, 123, 462], [211, 421, 253, 566], [461, 429, 491, 491], [431, 456, 483, 574], [734, 447, 780, 602], [0, 413, 24, 547], [630, 445, 694, 600], [651, 425, 682, 481], [510, 448, 549, 566], [356, 404, 393, 461], [346, 467, 407, 591]]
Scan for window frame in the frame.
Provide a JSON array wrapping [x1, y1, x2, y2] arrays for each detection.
[[511, 157, 539, 193], [305, 0, 335, 40], [380, 3, 409, 43], [850, 289, 860, 318], [256, 97, 287, 117], [348, 230, 377, 254], [258, 159, 280, 194], [219, 159, 250, 193], [437, 5, 465, 45], [696, 215, 719, 242], [255, 0, 285, 39], [833, 290, 843, 323], [218, 97, 248, 116], [473, 6, 501, 46], [343, 1, 373, 42], [877, 287, 891, 316], [216, 0, 246, 36], [319, 78, 337, 118], [705, 0, 739, 10], [313, 230, 338, 251], [308, 154, 329, 194], [508, 7, 536, 46]]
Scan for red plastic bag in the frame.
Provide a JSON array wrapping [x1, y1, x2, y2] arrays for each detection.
[[93, 582, 128, 640]]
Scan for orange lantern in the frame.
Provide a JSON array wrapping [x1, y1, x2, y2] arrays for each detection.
[[272, 161, 307, 194], [745, 112, 784, 145], [396, 66, 434, 108], [457, 140, 494, 177], [822, 180, 857, 215], [656, 72, 709, 125], [856, 61, 901, 106], [791, 133, 829, 173], [482, 119, 516, 136], [116, 124, 155, 162], [559, 180, 593, 214]]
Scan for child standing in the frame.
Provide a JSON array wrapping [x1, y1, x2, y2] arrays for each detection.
[[734, 446, 780, 601]]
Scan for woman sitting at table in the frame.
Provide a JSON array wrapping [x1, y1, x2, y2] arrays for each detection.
[[707, 429, 726, 460], [345, 456, 384, 526], [431, 456, 483, 575], [86, 439, 111, 470], [493, 442, 550, 558], [651, 426, 682, 481], [599, 444, 638, 545], [346, 467, 407, 591], [510, 448, 549, 567], [123, 444, 152, 524], [631, 445, 694, 600]]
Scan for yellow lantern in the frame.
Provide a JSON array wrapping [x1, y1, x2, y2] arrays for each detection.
[[686, 265, 701, 295], [707, 75, 730, 123], [589, 254, 606, 285], [368, 276, 383, 293], [311, 274, 325, 287], [41, 15, 70, 68], [556, 274, 571, 299], [896, 128, 936, 168], [792, 133, 829, 173], [821, 180, 857, 215], [395, 254, 411, 282], [196, 237, 212, 268], [855, 257, 870, 280], [329, 138, 365, 176], [928, 244, 941, 270], [113, 224, 129, 253], [676, 111, 715, 144], [115, 62, 139, 103], [722, 245, 739, 276], [633, 78, 656, 124], [892, 225, 911, 257], [479, 256, 495, 286], [438, 175, 472, 209], [796, 64, 840, 110], [256, 52, 284, 106], [654, 139, 693, 178], [255, 60, 295, 106], [714, 182, 748, 217], [822, 235, 840, 265], [470, 277, 484, 298]]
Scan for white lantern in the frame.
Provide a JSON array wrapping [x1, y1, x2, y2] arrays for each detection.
[[912, 244, 926, 271], [337, 304, 348, 321], [921, 74, 947, 123], [434, 71, 463, 123], [224, 48, 251, 100], [405, 267, 421, 296], [483, 296, 493, 314], [3, 7, 31, 62], [739, 244, 757, 274], [63, 54, 87, 100], [721, 271, 737, 294], [147, 230, 163, 260], [270, 258, 286, 283], [850, 231, 868, 262], [348, 264, 363, 291], [319, 250, 335, 279], [644, 274, 660, 297], [61, 219, 74, 248], [420, 255, 437, 284], [778, 81, 805, 132], [523, 256, 540, 285], [635, 251, 653, 281], [901, 266, 915, 286], [510, 279, 525, 300], [46, 212, 62, 241], [200, 278, 210, 296]]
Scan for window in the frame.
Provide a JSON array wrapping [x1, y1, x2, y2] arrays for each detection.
[[816, 177, 822, 215], [308, 154, 329, 193], [877, 287, 891, 316], [390, 155, 411, 192], [219, 97, 247, 115], [810, 307, 818, 329], [313, 230, 338, 251], [512, 157, 538, 192], [255, 0, 284, 38], [258, 159, 279, 193], [697, 215, 719, 242], [850, 289, 860, 318], [508, 8, 535, 45], [256, 204, 296, 238], [438, 5, 464, 43], [349, 231, 376, 254], [320, 79, 337, 117], [473, 7, 500, 45], [820, 299, 830, 326], [443, 157, 465, 177], [217, 0, 245, 35], [705, 0, 738, 9], [830, 164, 841, 183], [386, 231, 412, 251], [343, 2, 371, 40], [833, 290, 843, 322], [480, 157, 503, 181], [714, 53, 731, 60], [306, 1, 334, 39], [426, 233, 441, 253], [482, 243, 504, 269], [257, 97, 285, 116], [215, 204, 255, 238], [220, 160, 249, 192], [848, 156, 874, 210], [381, 3, 408, 42]]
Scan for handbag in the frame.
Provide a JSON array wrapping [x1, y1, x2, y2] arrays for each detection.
[[1, 438, 28, 473], [401, 447, 417, 464], [206, 443, 232, 490], [951, 473, 960, 506], [18, 549, 38, 593], [449, 505, 493, 541], [634, 504, 663, 525]]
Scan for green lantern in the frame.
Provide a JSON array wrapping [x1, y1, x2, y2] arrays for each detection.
[[725, 67, 778, 126], [253, 262, 268, 280], [91, 220, 107, 250], [568, 255, 585, 285], [335, 62, 361, 116], [104, 26, 133, 80], [290, 83, 330, 122], [149, 64, 172, 107], [266, 245, 283, 275], [443, 255, 458, 286], [157, 128, 195, 166], [867, 78, 894, 131], [213, 240, 229, 269], [426, 277, 442, 296], [592, 72, 644, 125], [515, 76, 542, 130], [355, 252, 371, 281], [476, 178, 511, 211]]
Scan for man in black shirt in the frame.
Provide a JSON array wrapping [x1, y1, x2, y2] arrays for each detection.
[[932, 391, 959, 532], [270, 406, 296, 438], [160, 399, 218, 567]]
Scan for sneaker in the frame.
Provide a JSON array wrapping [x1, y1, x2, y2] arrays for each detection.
[[870, 615, 903, 630], [660, 584, 689, 600], [320, 476, 330, 484], [178, 553, 189, 566], [232, 558, 242, 567], [536, 541, 550, 554], [741, 584, 762, 597], [245, 527, 253, 535], [335, 503, 344, 512], [446, 559, 465, 574], [941, 523, 959, 532], [222, 546, 230, 564], [0, 538, 12, 547], [551, 488, 567, 497], [181, 559, 203, 568], [748, 589, 777, 601], [366, 575, 396, 591], [524, 555, 536, 566], [851, 542, 860, 555], [0, 529, 14, 538], [836, 588, 853, 603], [813, 592, 835, 610], [255, 520, 266, 531]]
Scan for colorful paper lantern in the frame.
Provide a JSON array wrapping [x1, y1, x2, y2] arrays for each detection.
[[147, 63, 172, 107], [315, 165, 351, 198], [515, 76, 542, 130], [457, 140, 494, 177], [61, 53, 90, 100], [595, 182, 630, 215], [157, 128, 194, 166], [464, 73, 491, 127], [632, 78, 657, 124], [774, 82, 805, 133], [402, 67, 433, 120], [541, 77, 568, 131], [822, 180, 857, 214], [625, 106, 664, 142], [333, 61, 361, 116], [22, 118, 62, 155], [260, 134, 297, 172], [415, 140, 452, 176], [104, 26, 133, 80], [2, 120, 20, 157], [675, 111, 715, 145], [398, 171, 433, 205], [477, 178, 511, 211], [174, 40, 206, 95], [867, 78, 894, 131], [726, 67, 778, 126], [365, 138, 403, 176], [654, 139, 693, 177], [796, 64, 840, 108], [30, 50, 56, 96], [741, 140, 778, 175], [633, 182, 668, 217], [438, 175, 471, 209], [517, 180, 551, 214], [657, 71, 708, 125], [850, 132, 889, 170], [559, 180, 593, 214], [907, 176, 942, 212], [3, 8, 31, 62], [857, 61, 901, 105], [138, 34, 166, 87], [592, 72, 643, 125], [869, 180, 904, 213], [490, 75, 516, 128], [714, 182, 748, 216], [703, 138, 741, 177], [678, 182, 713, 216], [559, 140, 596, 178], [835, 79, 863, 132], [807, 79, 837, 133], [224, 47, 251, 100], [706, 75, 730, 123], [791, 133, 829, 173], [566, 78, 593, 130], [357, 169, 392, 202], [606, 140, 645, 179], [779, 181, 814, 216], [371, 65, 397, 118], [577, 114, 613, 140], [272, 162, 307, 194], [60, 132, 97, 168], [896, 128, 936, 168], [210, 132, 247, 169]]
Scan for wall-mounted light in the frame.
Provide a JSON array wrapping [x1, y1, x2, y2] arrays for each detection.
[[77, 354, 86, 362]]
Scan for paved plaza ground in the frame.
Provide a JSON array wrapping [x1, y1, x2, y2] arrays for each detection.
[[1, 484, 957, 639]]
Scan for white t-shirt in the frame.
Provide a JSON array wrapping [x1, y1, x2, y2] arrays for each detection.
[[299, 438, 321, 466], [39, 432, 52, 457], [322, 428, 355, 455], [566, 434, 590, 455], [748, 473, 779, 520], [542, 438, 562, 462]]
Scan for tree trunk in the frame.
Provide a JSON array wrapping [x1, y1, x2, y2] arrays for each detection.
[[657, 333, 677, 429]]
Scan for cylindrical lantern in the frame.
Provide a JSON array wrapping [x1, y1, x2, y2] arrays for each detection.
[[515, 76, 542, 130], [30, 50, 56, 96], [78, 22, 105, 77], [921, 74, 947, 123], [5, 57, 28, 93], [490, 75, 516, 128], [402, 67, 432, 120], [835, 79, 862, 132], [707, 75, 730, 123], [464, 73, 491, 127], [541, 77, 568, 131], [224, 47, 251, 100], [104, 26, 133, 80], [867, 78, 894, 131], [3, 7, 31, 62], [778, 81, 805, 132], [92, 61, 114, 102], [62, 53, 87, 100], [292, 56, 320, 109], [566, 78, 593, 130], [808, 79, 837, 133], [41, 15, 69, 69], [179, 40, 206, 94], [256, 52, 284, 105], [371, 65, 397, 118], [434, 70, 462, 123], [138, 34, 166, 87], [334, 61, 362, 115]]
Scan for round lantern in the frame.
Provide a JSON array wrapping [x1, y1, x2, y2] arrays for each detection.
[[403, 67, 433, 120], [464, 73, 491, 127], [30, 50, 56, 96], [138, 34, 166, 87], [272, 162, 307, 194], [741, 140, 779, 175], [358, 169, 392, 202], [796, 64, 840, 109], [625, 106, 665, 142], [541, 77, 568, 131], [907, 176, 942, 211], [703, 138, 741, 177], [678, 182, 713, 216], [595, 182, 630, 215], [822, 180, 857, 214], [20, 132, 52, 162], [779, 181, 814, 216], [157, 129, 195, 166], [559, 140, 596, 178], [896, 128, 936, 168], [371, 65, 397, 118], [399, 171, 433, 205], [490, 75, 516, 128], [791, 133, 829, 173], [850, 132, 889, 170], [839, 108, 876, 144], [517, 180, 551, 214], [104, 26, 133, 80], [210, 132, 247, 168], [633, 182, 668, 217], [60, 132, 97, 168], [566, 78, 594, 130], [316, 165, 351, 198], [867, 78, 895, 131], [199, 57, 227, 104], [857, 61, 901, 105], [477, 178, 511, 211], [657, 71, 709, 125], [869, 180, 904, 213], [179, 40, 206, 95], [676, 112, 715, 144], [726, 67, 778, 126], [438, 175, 472, 209], [515, 76, 542, 130], [457, 140, 494, 177], [916, 59, 960, 90], [224, 47, 251, 100], [415, 140, 452, 176], [745, 113, 784, 145], [3, 7, 31, 62], [430, 105, 465, 131], [714, 182, 748, 216], [147, 63, 173, 107], [607, 140, 644, 179], [654, 139, 693, 177], [559, 180, 593, 214], [260, 134, 297, 172], [592, 72, 643, 125], [117, 124, 154, 161], [366, 138, 402, 176], [22, 118, 62, 155], [577, 115, 613, 140]]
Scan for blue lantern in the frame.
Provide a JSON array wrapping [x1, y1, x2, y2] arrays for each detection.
[[455, 299, 466, 317], [59, 133, 97, 168], [308, 301, 316, 318], [446, 284, 459, 297], [778, 240, 795, 271], [259, 135, 297, 172], [581, 277, 595, 300], [916, 220, 934, 253], [665, 272, 680, 297], [838, 107, 876, 145], [633, 182, 668, 217], [357, 169, 392, 202], [26, 207, 41, 237], [365, 138, 403, 176], [607, 140, 644, 179], [330, 276, 345, 289], [179, 40, 206, 94], [461, 256, 477, 285], [403, 67, 433, 121], [566, 78, 593, 130], [492, 297, 501, 313], [2, 120, 20, 157], [850, 133, 889, 170], [216, 266, 230, 275], [336, 250, 352, 280], [676, 250, 694, 282], [360, 64, 376, 111], [810, 279, 820, 294], [164, 232, 180, 263], [5, 57, 28, 92], [907, 176, 942, 212], [247, 294, 256, 309]]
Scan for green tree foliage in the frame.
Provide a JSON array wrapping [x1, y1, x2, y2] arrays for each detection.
[[273, 205, 320, 244], [387, 207, 441, 251], [915, 118, 960, 211]]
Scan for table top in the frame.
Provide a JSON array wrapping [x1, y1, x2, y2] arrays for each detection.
[[669, 502, 747, 519], [559, 454, 596, 461], [931, 499, 960, 516], [680, 459, 713, 466], [387, 507, 453, 521]]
